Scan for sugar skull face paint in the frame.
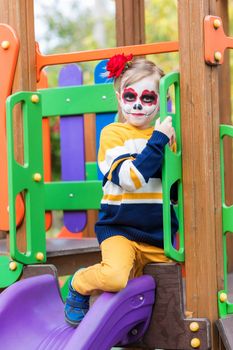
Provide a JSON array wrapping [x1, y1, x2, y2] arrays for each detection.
[[119, 76, 159, 129]]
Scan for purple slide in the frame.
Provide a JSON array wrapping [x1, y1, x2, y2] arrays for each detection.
[[0, 273, 155, 350]]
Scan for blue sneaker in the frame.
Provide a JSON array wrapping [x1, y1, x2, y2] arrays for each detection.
[[64, 280, 90, 327]]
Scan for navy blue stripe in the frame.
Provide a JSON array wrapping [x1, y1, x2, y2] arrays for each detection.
[[96, 203, 178, 247], [132, 131, 169, 182]]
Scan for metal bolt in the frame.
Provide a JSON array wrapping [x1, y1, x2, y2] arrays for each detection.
[[31, 94, 39, 103], [66, 98, 71, 102], [69, 193, 74, 198], [131, 329, 138, 336], [214, 51, 222, 62], [102, 96, 107, 100], [36, 252, 44, 261], [213, 19, 221, 29], [191, 338, 201, 348], [220, 292, 228, 302], [9, 261, 17, 271], [1, 40, 10, 49], [33, 173, 42, 182], [189, 322, 200, 332]]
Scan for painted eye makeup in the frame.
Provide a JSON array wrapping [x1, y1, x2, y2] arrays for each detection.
[[122, 92, 137, 102], [141, 94, 156, 103], [140, 91, 158, 105]]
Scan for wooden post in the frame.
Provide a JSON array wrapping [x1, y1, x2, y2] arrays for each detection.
[[83, 113, 98, 237], [0, 0, 37, 250], [178, 1, 223, 349], [115, 0, 145, 46]]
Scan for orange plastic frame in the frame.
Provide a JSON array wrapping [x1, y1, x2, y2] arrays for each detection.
[[0, 24, 25, 230], [37, 71, 52, 230], [204, 15, 233, 65], [36, 41, 179, 81]]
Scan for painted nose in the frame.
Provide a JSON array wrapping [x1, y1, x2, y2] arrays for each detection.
[[133, 103, 143, 110]]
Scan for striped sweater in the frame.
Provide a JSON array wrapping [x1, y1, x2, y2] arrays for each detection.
[[95, 122, 178, 248]]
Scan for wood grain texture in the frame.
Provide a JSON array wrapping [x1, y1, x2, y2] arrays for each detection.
[[0, 0, 37, 252], [178, 1, 223, 348], [115, 0, 145, 46]]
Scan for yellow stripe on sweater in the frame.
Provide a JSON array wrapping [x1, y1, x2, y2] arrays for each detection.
[[107, 156, 134, 181], [130, 168, 142, 189], [103, 193, 163, 201]]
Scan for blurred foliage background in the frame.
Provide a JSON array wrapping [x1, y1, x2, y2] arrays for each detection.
[[34, 0, 179, 86]]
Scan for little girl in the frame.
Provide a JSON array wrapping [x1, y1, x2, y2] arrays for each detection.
[[65, 54, 178, 326]]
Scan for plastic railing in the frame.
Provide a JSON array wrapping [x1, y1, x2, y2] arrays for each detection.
[[160, 72, 184, 262]]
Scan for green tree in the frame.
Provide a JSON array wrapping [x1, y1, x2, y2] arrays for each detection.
[[145, 0, 178, 73], [35, 0, 115, 86]]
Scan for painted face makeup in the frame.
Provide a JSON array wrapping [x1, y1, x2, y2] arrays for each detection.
[[119, 76, 159, 129]]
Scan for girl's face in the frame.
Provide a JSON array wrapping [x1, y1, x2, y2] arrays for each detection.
[[117, 75, 159, 129]]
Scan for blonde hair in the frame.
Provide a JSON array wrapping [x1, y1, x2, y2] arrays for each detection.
[[114, 58, 165, 94]]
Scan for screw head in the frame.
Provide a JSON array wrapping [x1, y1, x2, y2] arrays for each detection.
[[31, 94, 39, 103], [9, 261, 17, 271], [36, 252, 44, 261], [191, 338, 201, 348], [214, 51, 222, 62], [220, 292, 228, 302], [213, 19, 221, 29], [189, 322, 200, 332], [33, 173, 42, 182], [1, 40, 10, 49], [131, 328, 138, 336]]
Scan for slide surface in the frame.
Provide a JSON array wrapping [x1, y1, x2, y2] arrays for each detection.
[[0, 273, 155, 350]]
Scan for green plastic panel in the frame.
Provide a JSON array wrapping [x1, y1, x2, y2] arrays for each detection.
[[160, 72, 184, 262], [6, 92, 46, 265], [44, 181, 102, 210], [218, 124, 233, 317], [39, 83, 117, 117], [0, 256, 23, 288], [86, 162, 98, 181]]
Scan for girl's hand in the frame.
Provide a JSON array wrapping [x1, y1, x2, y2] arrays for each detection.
[[155, 116, 176, 146]]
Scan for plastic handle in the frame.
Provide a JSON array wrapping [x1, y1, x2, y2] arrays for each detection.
[[219, 124, 233, 292], [6, 91, 46, 265], [159, 72, 184, 262]]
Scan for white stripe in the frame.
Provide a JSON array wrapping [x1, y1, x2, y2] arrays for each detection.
[[124, 138, 148, 153], [119, 160, 139, 191], [99, 138, 148, 176], [103, 178, 162, 195], [101, 198, 163, 205]]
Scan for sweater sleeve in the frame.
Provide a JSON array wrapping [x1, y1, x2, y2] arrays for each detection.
[[98, 124, 169, 192]]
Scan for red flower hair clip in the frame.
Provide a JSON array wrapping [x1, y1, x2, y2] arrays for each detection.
[[106, 53, 133, 79]]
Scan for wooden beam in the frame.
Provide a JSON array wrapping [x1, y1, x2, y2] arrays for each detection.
[[178, 1, 223, 349], [115, 0, 145, 46], [0, 0, 37, 250]]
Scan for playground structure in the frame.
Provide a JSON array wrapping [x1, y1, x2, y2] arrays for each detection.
[[0, 0, 232, 349]]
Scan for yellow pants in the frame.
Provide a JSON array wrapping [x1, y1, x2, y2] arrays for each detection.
[[72, 235, 170, 296]]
